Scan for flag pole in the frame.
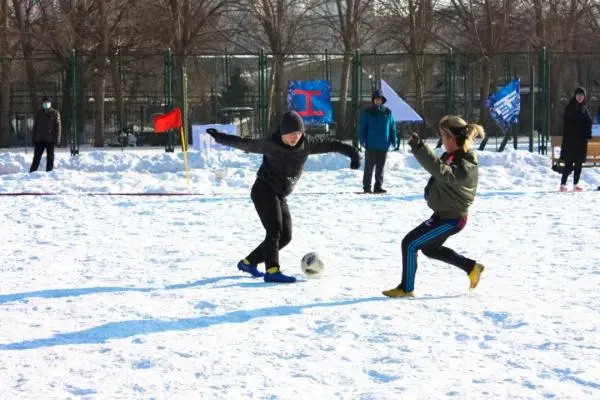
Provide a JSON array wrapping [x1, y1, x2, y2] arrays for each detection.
[[179, 126, 190, 186]]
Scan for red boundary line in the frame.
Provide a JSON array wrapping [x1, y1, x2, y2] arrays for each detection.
[[0, 191, 361, 197], [0, 192, 220, 196]]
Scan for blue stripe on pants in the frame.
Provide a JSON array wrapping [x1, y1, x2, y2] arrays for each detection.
[[405, 223, 456, 292]]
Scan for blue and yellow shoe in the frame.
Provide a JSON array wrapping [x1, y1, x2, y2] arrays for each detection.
[[264, 266, 296, 283], [237, 259, 264, 277]]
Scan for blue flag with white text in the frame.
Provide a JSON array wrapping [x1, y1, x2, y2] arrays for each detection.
[[486, 78, 520, 131]]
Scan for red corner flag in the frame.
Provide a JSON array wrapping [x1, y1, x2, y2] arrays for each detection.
[[153, 107, 182, 133]]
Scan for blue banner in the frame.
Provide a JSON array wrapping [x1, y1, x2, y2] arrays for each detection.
[[487, 78, 520, 131], [287, 80, 333, 124]]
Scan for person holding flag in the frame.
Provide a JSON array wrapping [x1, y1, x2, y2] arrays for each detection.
[[207, 111, 361, 283]]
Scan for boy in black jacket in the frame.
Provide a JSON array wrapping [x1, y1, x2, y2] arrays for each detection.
[[207, 111, 361, 283]]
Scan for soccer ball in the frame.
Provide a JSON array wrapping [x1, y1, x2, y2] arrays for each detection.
[[301, 252, 325, 278]]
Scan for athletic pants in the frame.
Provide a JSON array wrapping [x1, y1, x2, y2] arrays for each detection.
[[399, 215, 476, 292], [246, 180, 292, 267]]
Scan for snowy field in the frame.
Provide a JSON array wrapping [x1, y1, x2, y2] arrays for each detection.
[[0, 142, 599, 399]]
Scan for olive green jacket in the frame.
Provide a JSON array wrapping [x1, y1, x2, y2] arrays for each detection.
[[410, 141, 479, 219]]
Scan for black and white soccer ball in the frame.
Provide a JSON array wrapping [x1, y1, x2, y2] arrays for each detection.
[[301, 252, 325, 278]]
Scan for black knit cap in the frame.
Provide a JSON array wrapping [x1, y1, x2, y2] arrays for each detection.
[[574, 87, 586, 96], [41, 96, 50, 103], [280, 111, 304, 135]]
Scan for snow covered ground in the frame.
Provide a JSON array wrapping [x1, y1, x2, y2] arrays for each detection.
[[0, 142, 599, 399]]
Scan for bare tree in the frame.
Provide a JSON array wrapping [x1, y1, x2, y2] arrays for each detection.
[[145, 0, 232, 111], [36, 0, 145, 146], [529, 0, 595, 132], [12, 0, 39, 115], [316, 0, 377, 135], [381, 0, 439, 117], [445, 0, 518, 128], [0, 0, 14, 146], [91, 0, 108, 146], [234, 0, 319, 130], [139, 0, 232, 57]]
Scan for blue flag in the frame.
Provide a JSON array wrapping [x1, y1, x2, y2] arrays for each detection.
[[287, 80, 333, 124], [487, 78, 520, 131]]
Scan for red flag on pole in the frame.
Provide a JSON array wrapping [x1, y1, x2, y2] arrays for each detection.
[[153, 107, 182, 133]]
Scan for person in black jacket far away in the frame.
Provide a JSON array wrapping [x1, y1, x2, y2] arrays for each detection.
[[559, 87, 592, 192], [30, 96, 61, 172], [207, 111, 361, 283]]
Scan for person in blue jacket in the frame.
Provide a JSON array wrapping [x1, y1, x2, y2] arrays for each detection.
[[359, 89, 397, 193]]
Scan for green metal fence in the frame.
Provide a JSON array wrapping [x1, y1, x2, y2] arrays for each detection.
[[5, 48, 595, 155]]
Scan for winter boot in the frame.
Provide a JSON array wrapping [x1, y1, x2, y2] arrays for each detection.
[[237, 259, 264, 277], [469, 263, 485, 289], [382, 287, 414, 298], [264, 266, 296, 283], [373, 187, 387, 194], [574, 185, 583, 192], [559, 185, 568, 192]]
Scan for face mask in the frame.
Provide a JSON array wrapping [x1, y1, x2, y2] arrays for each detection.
[[42, 102, 50, 110]]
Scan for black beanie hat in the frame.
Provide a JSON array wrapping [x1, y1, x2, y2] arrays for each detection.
[[574, 87, 586, 96], [280, 111, 304, 135]]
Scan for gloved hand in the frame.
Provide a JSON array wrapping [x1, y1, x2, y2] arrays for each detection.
[[350, 155, 361, 170], [408, 132, 422, 147], [206, 128, 219, 137]]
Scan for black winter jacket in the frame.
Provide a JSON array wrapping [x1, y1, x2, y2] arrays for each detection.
[[561, 98, 592, 163], [209, 131, 360, 197], [32, 108, 61, 144]]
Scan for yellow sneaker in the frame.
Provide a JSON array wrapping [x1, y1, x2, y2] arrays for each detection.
[[469, 263, 485, 289], [382, 288, 415, 298]]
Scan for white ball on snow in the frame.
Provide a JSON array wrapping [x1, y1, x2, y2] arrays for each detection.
[[301, 252, 325, 278]]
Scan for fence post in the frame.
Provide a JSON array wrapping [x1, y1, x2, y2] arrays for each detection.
[[438, 48, 455, 148], [324, 49, 330, 82], [224, 48, 231, 87], [164, 48, 174, 152], [69, 49, 79, 156], [539, 47, 549, 155], [351, 50, 362, 148], [257, 49, 269, 136], [182, 66, 188, 150], [445, 48, 455, 115], [530, 64, 535, 152]]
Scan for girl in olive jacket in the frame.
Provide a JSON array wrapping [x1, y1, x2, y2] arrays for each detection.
[[383, 115, 486, 297]]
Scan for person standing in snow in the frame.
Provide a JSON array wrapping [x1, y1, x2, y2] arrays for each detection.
[[383, 115, 485, 298], [559, 87, 592, 192], [359, 89, 397, 193], [207, 111, 361, 283], [29, 97, 61, 172]]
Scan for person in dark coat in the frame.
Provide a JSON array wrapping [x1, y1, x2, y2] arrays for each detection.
[[207, 111, 361, 283], [560, 87, 592, 192], [29, 97, 61, 172]]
